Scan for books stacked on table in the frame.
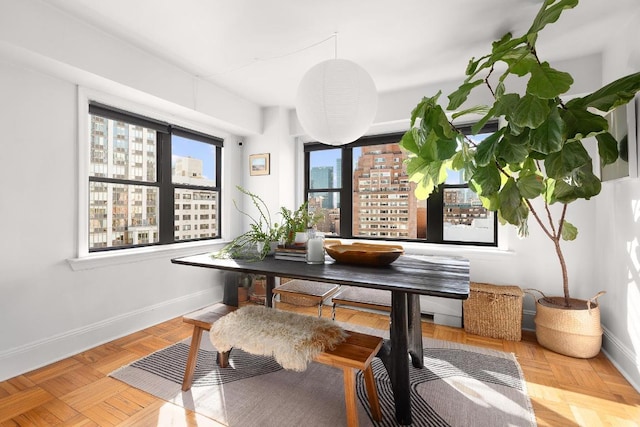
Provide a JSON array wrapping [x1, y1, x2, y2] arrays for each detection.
[[274, 246, 307, 262]]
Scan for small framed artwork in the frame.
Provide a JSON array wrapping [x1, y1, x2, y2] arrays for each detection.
[[249, 153, 270, 176], [600, 95, 638, 181]]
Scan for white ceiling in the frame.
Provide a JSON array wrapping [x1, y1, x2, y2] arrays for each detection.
[[44, 0, 639, 108]]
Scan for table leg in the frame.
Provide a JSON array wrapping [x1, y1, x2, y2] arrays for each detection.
[[389, 290, 412, 425], [265, 275, 275, 308], [408, 293, 424, 368]]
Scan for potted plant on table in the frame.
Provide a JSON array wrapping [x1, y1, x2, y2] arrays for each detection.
[[279, 201, 323, 246], [214, 186, 283, 260], [399, 0, 640, 357]]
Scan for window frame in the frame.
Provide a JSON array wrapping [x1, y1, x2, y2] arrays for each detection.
[[303, 122, 499, 247], [87, 102, 223, 253]]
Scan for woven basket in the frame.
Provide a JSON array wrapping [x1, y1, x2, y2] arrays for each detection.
[[463, 282, 523, 341], [528, 290, 605, 358]]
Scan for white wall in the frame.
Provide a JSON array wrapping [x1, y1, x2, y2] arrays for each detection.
[[594, 13, 640, 390], [0, 59, 239, 381], [0, 0, 254, 381]]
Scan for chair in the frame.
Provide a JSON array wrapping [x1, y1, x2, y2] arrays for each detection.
[[331, 286, 391, 320], [272, 278, 340, 317]]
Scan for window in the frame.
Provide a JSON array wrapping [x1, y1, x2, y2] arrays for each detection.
[[88, 103, 223, 252], [304, 122, 498, 246]]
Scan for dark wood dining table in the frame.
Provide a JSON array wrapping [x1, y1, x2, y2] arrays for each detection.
[[171, 252, 469, 425]]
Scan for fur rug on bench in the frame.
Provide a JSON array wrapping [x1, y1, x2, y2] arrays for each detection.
[[209, 306, 348, 371]]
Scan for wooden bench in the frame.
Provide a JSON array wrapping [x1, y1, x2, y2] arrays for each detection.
[[181, 303, 237, 391], [215, 309, 383, 426], [183, 303, 383, 425]]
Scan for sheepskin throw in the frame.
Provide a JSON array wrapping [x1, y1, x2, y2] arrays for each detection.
[[209, 306, 348, 371]]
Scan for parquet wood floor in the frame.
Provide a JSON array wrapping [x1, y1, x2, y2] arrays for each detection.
[[1, 303, 638, 426]]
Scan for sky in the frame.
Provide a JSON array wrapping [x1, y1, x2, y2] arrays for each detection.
[[171, 135, 216, 181]]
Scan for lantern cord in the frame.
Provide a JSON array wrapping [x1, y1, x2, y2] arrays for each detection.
[[201, 33, 338, 78]]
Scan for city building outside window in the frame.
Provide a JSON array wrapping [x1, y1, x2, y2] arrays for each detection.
[[88, 103, 223, 252], [304, 122, 498, 246]]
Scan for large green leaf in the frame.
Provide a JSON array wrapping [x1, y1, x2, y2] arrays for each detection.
[[494, 93, 520, 117], [512, 94, 551, 128], [561, 220, 578, 241], [411, 91, 442, 127], [567, 72, 640, 112], [399, 129, 420, 155], [496, 129, 530, 164], [501, 47, 537, 77], [471, 105, 497, 134], [490, 33, 527, 65], [498, 178, 529, 230], [451, 151, 466, 171], [527, 62, 573, 99], [527, 0, 579, 37], [452, 105, 491, 120], [475, 129, 503, 166], [560, 106, 608, 141], [425, 104, 457, 139], [436, 137, 459, 160], [419, 131, 439, 162], [471, 164, 502, 197], [552, 165, 601, 203], [596, 132, 620, 166], [544, 141, 592, 180], [530, 108, 565, 154], [447, 79, 484, 110], [517, 172, 545, 199]]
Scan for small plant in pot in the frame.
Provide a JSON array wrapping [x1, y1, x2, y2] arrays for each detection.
[[214, 186, 283, 260], [399, 0, 640, 357], [279, 201, 323, 246]]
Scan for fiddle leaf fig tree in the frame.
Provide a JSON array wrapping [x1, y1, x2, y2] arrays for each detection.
[[400, 0, 640, 307]]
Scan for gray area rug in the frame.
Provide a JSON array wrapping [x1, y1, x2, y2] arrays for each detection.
[[110, 326, 536, 426]]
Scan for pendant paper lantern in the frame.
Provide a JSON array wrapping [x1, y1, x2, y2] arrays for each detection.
[[295, 58, 377, 146]]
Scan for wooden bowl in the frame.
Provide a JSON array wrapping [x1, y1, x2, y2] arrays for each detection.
[[324, 243, 404, 266]]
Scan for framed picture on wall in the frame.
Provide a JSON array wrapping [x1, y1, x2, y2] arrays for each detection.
[[600, 95, 638, 181], [249, 153, 270, 176]]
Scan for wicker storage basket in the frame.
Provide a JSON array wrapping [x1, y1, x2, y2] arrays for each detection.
[[463, 282, 523, 341]]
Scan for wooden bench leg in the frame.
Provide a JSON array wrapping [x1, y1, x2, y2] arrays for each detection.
[[182, 325, 205, 391], [342, 367, 358, 427], [218, 350, 230, 368], [363, 364, 382, 421]]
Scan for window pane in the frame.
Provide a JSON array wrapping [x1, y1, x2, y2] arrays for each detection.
[[172, 136, 216, 186], [353, 143, 425, 239], [309, 192, 340, 236], [309, 149, 341, 189], [89, 114, 157, 182], [174, 189, 219, 240], [443, 187, 494, 243], [89, 182, 159, 249]]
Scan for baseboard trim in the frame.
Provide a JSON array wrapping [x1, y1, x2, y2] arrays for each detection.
[[0, 289, 222, 382], [601, 326, 640, 393]]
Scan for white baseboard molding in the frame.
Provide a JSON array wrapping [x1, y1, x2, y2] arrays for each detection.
[[601, 326, 640, 393], [0, 288, 222, 382]]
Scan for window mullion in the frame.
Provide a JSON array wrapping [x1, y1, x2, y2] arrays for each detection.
[[341, 147, 353, 237], [426, 186, 444, 243], [158, 132, 174, 243]]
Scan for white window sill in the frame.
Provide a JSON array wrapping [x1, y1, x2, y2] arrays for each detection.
[[67, 240, 229, 271]]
